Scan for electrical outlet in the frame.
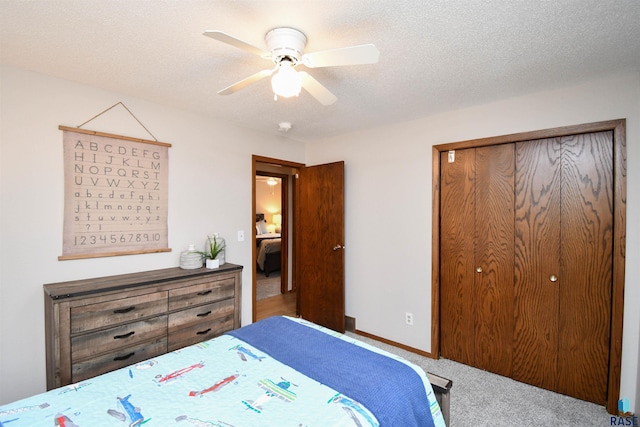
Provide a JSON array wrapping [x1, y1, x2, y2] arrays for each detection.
[[237, 230, 244, 242], [405, 312, 413, 325]]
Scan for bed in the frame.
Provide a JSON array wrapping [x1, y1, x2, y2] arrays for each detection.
[[0, 316, 451, 426], [257, 237, 281, 276], [256, 214, 281, 277]]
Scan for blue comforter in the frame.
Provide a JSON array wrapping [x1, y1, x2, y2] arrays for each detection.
[[230, 316, 436, 427]]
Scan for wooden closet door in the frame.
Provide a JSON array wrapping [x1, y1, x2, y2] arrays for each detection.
[[440, 148, 476, 366], [557, 131, 613, 404], [440, 145, 515, 375], [513, 132, 613, 404], [438, 122, 623, 411], [474, 145, 515, 376], [513, 137, 562, 391]]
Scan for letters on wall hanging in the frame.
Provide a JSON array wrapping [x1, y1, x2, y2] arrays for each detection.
[[59, 126, 172, 260]]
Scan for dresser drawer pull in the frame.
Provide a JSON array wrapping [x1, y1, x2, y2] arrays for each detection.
[[196, 328, 212, 335], [113, 331, 135, 340], [197, 290, 212, 296], [113, 352, 135, 361], [113, 306, 136, 314], [196, 311, 212, 318]]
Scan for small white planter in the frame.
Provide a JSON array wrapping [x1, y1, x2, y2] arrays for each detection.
[[205, 259, 220, 269]]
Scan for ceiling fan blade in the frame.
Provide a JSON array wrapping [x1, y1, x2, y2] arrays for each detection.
[[203, 30, 271, 59], [218, 69, 274, 95], [299, 72, 337, 106], [301, 44, 379, 68]]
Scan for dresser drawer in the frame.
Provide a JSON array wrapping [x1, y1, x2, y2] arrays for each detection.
[[168, 278, 235, 311], [71, 315, 167, 362], [72, 337, 167, 383], [70, 291, 167, 334], [168, 299, 234, 330], [168, 313, 234, 352]]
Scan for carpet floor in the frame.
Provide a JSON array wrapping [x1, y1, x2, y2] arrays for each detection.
[[345, 332, 615, 427], [256, 271, 281, 300]]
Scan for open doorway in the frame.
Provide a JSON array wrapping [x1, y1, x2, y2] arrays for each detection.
[[255, 173, 287, 298], [252, 156, 346, 331], [253, 156, 303, 322]]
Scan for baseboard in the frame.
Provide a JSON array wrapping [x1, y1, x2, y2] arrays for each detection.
[[353, 328, 436, 359]]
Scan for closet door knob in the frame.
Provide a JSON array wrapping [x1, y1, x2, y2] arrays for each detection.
[[550, 274, 558, 282], [332, 244, 343, 251], [476, 267, 482, 273]]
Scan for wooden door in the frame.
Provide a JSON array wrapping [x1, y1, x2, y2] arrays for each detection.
[[296, 161, 345, 332], [441, 133, 613, 404], [440, 148, 476, 365], [513, 132, 613, 404], [435, 120, 625, 413], [557, 131, 613, 404], [474, 144, 515, 376], [439, 144, 514, 376], [513, 137, 562, 391]]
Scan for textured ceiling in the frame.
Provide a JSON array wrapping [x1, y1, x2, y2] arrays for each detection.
[[1, 0, 640, 143]]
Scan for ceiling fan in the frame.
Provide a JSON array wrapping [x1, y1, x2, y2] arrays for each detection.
[[203, 27, 380, 106]]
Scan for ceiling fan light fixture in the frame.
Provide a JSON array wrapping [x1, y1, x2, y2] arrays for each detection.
[[205, 27, 378, 105], [271, 60, 302, 98]]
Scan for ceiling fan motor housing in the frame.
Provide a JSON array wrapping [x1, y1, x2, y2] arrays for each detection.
[[265, 27, 307, 65]]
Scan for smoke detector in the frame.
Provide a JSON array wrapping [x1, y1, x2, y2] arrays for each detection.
[[278, 122, 292, 132]]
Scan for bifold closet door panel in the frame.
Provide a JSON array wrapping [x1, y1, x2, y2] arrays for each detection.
[[557, 131, 613, 404], [513, 137, 562, 391], [440, 148, 476, 366], [473, 144, 515, 376]]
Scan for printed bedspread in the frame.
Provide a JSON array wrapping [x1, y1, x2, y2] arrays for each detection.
[[0, 316, 446, 427]]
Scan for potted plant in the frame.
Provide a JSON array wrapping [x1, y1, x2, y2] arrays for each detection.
[[199, 234, 226, 269]]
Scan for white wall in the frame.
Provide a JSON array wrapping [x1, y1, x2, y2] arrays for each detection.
[[306, 72, 640, 412], [255, 178, 282, 231], [0, 65, 305, 404]]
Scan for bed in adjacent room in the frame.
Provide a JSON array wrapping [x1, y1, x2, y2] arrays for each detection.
[[0, 316, 450, 426], [257, 236, 281, 276], [256, 213, 281, 276]]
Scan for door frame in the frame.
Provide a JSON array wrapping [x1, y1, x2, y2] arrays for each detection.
[[431, 119, 626, 414], [252, 155, 305, 322]]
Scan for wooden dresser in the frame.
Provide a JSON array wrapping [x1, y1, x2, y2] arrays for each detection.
[[44, 264, 242, 389]]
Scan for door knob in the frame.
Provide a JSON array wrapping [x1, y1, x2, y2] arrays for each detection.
[[476, 267, 482, 273], [550, 274, 558, 282], [332, 244, 343, 251]]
